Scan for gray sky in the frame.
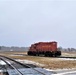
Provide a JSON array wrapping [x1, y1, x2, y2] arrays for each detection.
[[0, 0, 76, 48]]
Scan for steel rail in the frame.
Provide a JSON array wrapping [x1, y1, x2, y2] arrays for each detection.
[[0, 58, 24, 75]]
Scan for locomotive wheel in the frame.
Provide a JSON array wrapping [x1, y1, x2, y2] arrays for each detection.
[[45, 52, 53, 57], [28, 51, 30, 55], [37, 52, 39, 56]]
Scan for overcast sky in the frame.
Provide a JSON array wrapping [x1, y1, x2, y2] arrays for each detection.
[[0, 0, 76, 48]]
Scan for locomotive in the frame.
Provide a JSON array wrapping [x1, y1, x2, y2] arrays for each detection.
[[28, 41, 61, 57]]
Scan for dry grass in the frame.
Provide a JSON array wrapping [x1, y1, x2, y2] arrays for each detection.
[[0, 51, 76, 69], [62, 51, 76, 57]]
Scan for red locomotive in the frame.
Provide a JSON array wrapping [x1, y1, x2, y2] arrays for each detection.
[[28, 41, 61, 57]]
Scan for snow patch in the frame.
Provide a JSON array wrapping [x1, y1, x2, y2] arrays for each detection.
[[10, 54, 23, 56], [45, 68, 76, 75], [0, 60, 6, 65], [52, 71, 76, 75], [45, 68, 76, 71], [58, 58, 76, 60], [0, 60, 11, 65], [17, 59, 45, 66]]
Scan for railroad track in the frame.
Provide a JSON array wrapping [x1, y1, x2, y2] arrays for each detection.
[[56, 56, 76, 59], [0, 55, 51, 75], [27, 54, 76, 59], [0, 55, 75, 75]]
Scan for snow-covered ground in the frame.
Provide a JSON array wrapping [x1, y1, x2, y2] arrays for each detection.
[[17, 59, 76, 75], [45, 68, 76, 75], [0, 60, 11, 65]]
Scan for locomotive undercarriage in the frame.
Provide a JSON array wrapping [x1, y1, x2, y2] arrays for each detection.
[[28, 50, 61, 57]]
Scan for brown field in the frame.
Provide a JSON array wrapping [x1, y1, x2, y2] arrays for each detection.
[[0, 51, 76, 69]]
